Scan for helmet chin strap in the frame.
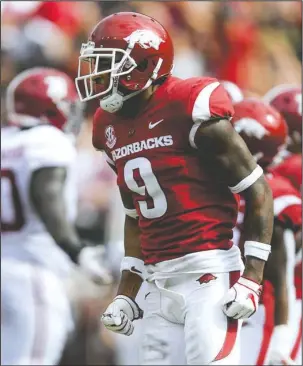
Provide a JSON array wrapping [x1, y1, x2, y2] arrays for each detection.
[[100, 58, 163, 113]]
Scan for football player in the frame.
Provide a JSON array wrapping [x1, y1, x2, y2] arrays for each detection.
[[264, 85, 302, 191], [264, 85, 302, 364], [76, 12, 274, 365], [231, 98, 301, 365], [1, 67, 111, 365]]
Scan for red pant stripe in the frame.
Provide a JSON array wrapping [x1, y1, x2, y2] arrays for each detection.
[[256, 288, 275, 365], [213, 271, 240, 362], [290, 316, 302, 360]]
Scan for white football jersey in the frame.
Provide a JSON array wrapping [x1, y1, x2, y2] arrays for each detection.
[[1, 125, 77, 274]]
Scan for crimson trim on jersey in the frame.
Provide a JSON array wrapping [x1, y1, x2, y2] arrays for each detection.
[[229, 165, 263, 194], [189, 81, 220, 149], [192, 81, 220, 123], [103, 152, 115, 166]]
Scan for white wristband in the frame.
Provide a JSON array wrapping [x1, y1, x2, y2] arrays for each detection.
[[120, 256, 146, 280], [244, 241, 271, 261], [124, 207, 139, 218]]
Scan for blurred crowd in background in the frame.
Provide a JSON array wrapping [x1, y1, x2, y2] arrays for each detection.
[[1, 1, 302, 364]]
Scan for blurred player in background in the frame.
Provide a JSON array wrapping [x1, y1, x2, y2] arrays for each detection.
[[1, 67, 111, 365], [76, 12, 274, 365], [264, 85, 302, 191], [264, 85, 302, 365], [231, 98, 301, 365]]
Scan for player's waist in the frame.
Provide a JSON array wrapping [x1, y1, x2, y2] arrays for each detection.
[[1, 232, 73, 277], [145, 245, 244, 281], [140, 212, 237, 245]]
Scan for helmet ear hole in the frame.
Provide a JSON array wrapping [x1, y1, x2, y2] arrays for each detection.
[[45, 109, 58, 118], [136, 59, 148, 72]]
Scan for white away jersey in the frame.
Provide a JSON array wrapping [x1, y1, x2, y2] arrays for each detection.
[[1, 125, 77, 271]]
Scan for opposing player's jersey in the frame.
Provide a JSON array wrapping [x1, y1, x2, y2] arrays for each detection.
[[1, 125, 77, 271], [269, 153, 302, 192], [93, 76, 239, 265]]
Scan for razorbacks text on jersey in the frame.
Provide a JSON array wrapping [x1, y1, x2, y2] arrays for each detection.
[[1, 125, 77, 274], [92, 76, 242, 268]]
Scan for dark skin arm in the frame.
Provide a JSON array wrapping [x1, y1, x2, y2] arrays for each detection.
[[30, 167, 83, 263], [264, 222, 288, 325], [103, 157, 144, 300], [117, 215, 144, 299], [195, 119, 274, 284], [295, 229, 302, 254]]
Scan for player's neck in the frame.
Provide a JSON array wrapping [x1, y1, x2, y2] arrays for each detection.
[[117, 85, 160, 119]]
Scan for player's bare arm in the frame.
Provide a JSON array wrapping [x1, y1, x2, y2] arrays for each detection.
[[295, 229, 302, 253], [100, 167, 144, 336], [195, 119, 274, 284], [30, 166, 83, 262], [103, 159, 144, 299], [264, 223, 288, 325], [117, 215, 144, 298]]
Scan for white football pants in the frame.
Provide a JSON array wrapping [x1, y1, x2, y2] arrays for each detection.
[[140, 271, 242, 365], [1, 258, 74, 365], [289, 299, 302, 365]]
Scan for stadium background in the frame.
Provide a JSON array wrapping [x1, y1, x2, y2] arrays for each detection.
[[1, 1, 302, 364]]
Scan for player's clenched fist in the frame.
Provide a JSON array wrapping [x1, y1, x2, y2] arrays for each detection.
[[101, 295, 143, 336], [222, 276, 262, 319]]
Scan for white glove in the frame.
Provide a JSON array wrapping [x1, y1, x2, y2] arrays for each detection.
[[222, 276, 262, 319], [78, 246, 113, 285], [268, 325, 297, 365], [101, 295, 143, 336]]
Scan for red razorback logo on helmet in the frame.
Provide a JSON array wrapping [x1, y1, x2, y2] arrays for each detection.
[[196, 273, 217, 284]]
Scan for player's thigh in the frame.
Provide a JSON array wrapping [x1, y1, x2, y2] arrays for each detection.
[[239, 305, 266, 365], [36, 267, 74, 365], [290, 300, 302, 364], [1, 259, 35, 365], [114, 282, 149, 365], [140, 283, 186, 365], [184, 271, 242, 365], [140, 313, 186, 365], [1, 259, 73, 365]]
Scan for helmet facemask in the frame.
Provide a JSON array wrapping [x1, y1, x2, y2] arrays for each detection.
[[75, 41, 164, 113], [76, 41, 137, 99], [63, 100, 84, 137]]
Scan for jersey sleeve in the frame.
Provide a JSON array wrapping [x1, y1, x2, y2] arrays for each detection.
[[25, 125, 76, 172], [274, 194, 302, 232], [273, 154, 302, 191], [185, 78, 235, 148]]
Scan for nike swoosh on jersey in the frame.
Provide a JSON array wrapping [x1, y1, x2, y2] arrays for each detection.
[[131, 266, 142, 274], [149, 119, 164, 129]]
